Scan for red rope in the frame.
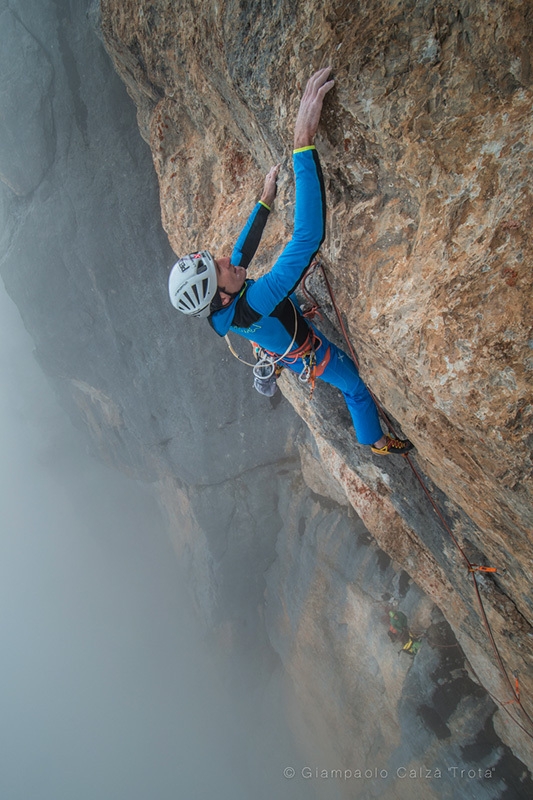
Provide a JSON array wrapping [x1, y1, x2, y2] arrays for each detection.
[[308, 260, 533, 735]]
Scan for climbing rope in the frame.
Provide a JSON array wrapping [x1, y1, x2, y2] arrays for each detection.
[[305, 259, 533, 738]]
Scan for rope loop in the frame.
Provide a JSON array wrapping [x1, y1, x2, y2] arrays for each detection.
[[252, 358, 276, 380]]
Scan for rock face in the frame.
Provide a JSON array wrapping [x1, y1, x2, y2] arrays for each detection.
[[1, 0, 532, 797], [101, 0, 533, 550], [0, 9, 54, 195], [99, 0, 533, 779]]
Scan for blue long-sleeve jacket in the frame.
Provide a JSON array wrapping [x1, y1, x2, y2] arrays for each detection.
[[209, 147, 326, 353]]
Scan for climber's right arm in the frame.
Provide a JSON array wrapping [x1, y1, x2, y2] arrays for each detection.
[[245, 147, 326, 315], [244, 68, 334, 315]]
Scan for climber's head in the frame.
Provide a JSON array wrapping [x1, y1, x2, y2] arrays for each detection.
[[168, 251, 246, 317]]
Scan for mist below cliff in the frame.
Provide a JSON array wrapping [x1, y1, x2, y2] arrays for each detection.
[[0, 280, 332, 800], [0, 1, 327, 796]]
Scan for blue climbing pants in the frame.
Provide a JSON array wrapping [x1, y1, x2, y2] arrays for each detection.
[[285, 333, 383, 446]]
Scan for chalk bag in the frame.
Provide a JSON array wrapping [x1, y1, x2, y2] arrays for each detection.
[[253, 358, 278, 397]]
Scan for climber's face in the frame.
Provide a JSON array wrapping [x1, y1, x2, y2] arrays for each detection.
[[215, 257, 246, 305]]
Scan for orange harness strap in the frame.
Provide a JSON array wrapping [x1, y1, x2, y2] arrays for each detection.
[[313, 345, 331, 377], [257, 331, 330, 369], [252, 330, 331, 398]]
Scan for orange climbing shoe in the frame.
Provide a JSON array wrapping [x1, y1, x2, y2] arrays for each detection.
[[371, 435, 414, 456]]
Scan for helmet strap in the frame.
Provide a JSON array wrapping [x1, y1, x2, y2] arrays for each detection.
[[219, 286, 242, 300]]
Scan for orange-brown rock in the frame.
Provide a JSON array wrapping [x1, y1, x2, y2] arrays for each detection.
[[101, 0, 533, 774]]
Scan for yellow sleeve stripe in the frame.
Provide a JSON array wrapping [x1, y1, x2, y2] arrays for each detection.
[[259, 200, 271, 211], [293, 145, 316, 153]]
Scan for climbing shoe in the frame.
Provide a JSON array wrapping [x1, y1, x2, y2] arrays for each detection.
[[371, 435, 414, 456]]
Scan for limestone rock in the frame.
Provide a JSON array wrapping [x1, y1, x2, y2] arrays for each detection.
[[101, 0, 533, 771], [0, 0, 531, 791]]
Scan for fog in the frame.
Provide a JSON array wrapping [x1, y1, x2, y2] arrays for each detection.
[[0, 284, 328, 800], [0, 2, 343, 795]]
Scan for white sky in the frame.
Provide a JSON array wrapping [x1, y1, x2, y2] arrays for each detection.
[[0, 283, 333, 800]]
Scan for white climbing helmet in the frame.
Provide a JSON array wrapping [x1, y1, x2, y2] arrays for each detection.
[[168, 251, 217, 317]]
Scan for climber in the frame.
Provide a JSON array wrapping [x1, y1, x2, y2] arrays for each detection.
[[168, 67, 413, 456]]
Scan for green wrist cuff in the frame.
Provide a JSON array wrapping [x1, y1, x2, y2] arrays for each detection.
[[293, 145, 316, 153], [259, 200, 271, 211]]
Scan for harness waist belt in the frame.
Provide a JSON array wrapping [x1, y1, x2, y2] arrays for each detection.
[[259, 330, 331, 375]]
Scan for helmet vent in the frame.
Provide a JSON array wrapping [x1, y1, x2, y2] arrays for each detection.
[[181, 290, 194, 309]]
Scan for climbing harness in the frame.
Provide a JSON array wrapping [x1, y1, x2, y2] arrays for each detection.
[[306, 258, 533, 740], [225, 297, 296, 395], [225, 297, 330, 398], [263, 326, 331, 398]]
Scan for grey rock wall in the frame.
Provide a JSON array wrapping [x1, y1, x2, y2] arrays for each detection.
[[266, 454, 532, 798], [0, 9, 54, 195], [0, 0, 301, 486]]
